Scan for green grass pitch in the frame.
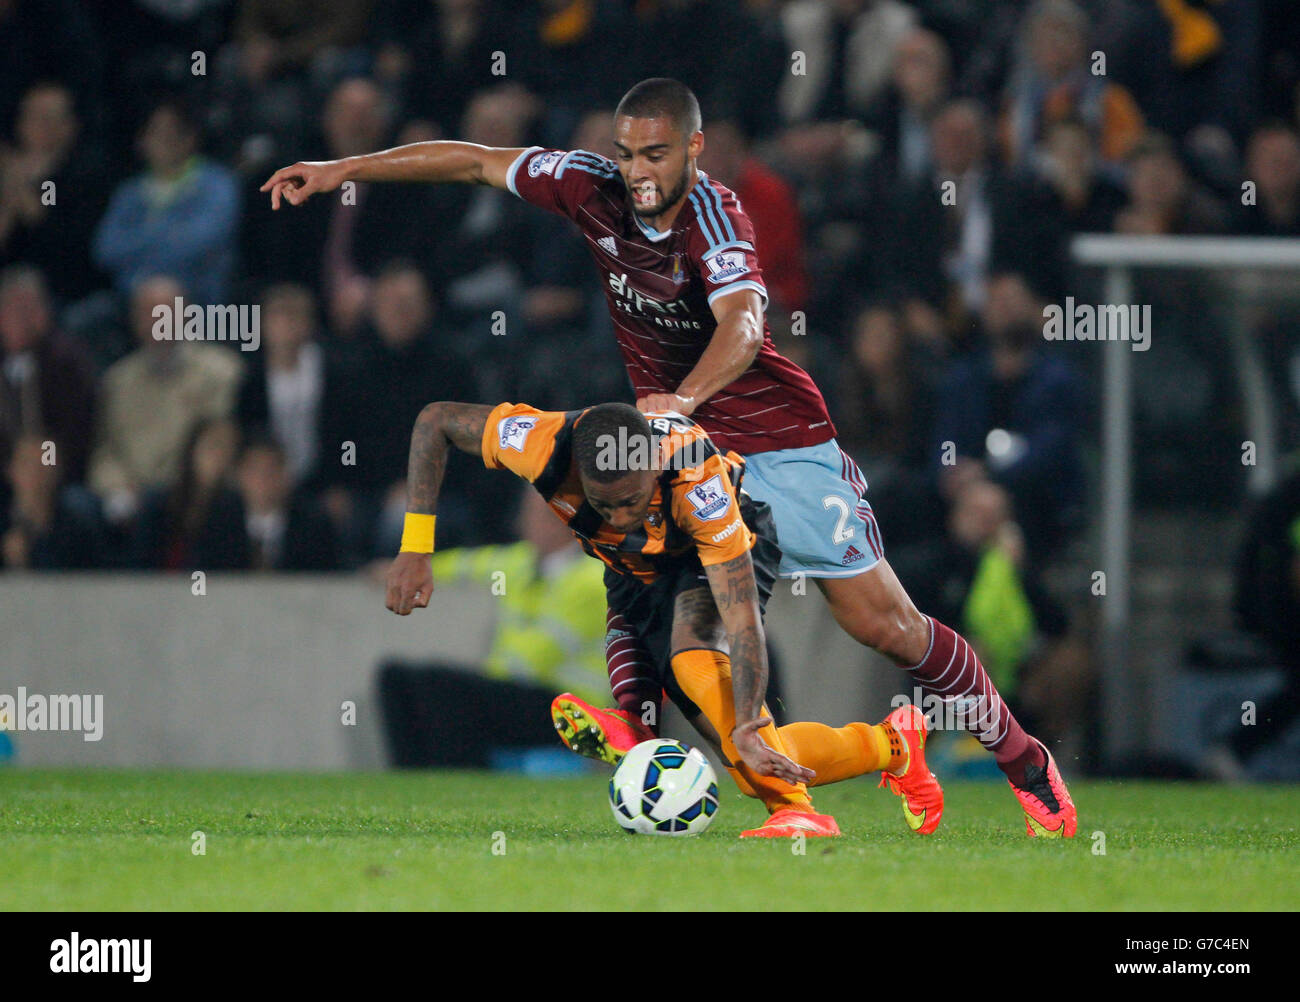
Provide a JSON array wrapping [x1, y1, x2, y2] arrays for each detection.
[[1, 769, 1296, 910]]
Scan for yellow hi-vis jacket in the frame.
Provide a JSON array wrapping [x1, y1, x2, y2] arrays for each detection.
[[429, 541, 610, 704]]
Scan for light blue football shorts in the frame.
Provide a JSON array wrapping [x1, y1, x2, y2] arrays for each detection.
[[738, 439, 885, 578]]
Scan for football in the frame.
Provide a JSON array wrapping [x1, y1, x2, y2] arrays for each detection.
[[608, 739, 720, 836]]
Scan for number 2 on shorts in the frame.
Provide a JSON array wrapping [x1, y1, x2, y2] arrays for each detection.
[[823, 495, 855, 544]]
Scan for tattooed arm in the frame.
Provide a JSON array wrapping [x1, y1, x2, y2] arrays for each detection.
[[385, 402, 493, 615], [403, 402, 494, 513], [703, 550, 815, 784]]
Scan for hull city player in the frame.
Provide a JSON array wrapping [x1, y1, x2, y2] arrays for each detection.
[[383, 399, 943, 838], [264, 78, 1075, 838]]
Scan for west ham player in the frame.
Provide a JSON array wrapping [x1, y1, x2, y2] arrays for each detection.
[[383, 398, 942, 837], [263, 78, 1075, 837]]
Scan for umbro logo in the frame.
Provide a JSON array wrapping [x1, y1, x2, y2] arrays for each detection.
[[841, 545, 865, 566], [598, 235, 618, 256]]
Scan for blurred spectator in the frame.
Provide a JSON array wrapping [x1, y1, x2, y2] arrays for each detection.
[[777, 0, 917, 128], [629, 0, 785, 141], [244, 76, 443, 333], [999, 0, 1144, 174], [88, 275, 242, 525], [905, 475, 1093, 758], [1037, 117, 1126, 233], [514, 107, 632, 410], [863, 26, 952, 186], [234, 434, 340, 570], [0, 82, 110, 304], [517, 111, 601, 345], [569, 104, 615, 161], [129, 417, 246, 570], [833, 300, 941, 549], [1234, 123, 1300, 236], [834, 301, 937, 463], [885, 99, 1022, 320], [1124, 0, 1260, 150], [697, 118, 809, 315], [1114, 131, 1229, 235], [1012, 117, 1127, 299], [914, 0, 1026, 109], [93, 98, 241, 306], [0, 266, 97, 483], [771, 0, 916, 181], [0, 0, 104, 149], [807, 26, 950, 334], [428, 85, 537, 326], [209, 14, 317, 178], [0, 433, 107, 570], [319, 261, 485, 559], [385, 0, 506, 137], [1261, 0, 1300, 122], [933, 272, 1085, 559], [100, 1, 234, 160], [233, 0, 372, 82], [317, 76, 399, 333], [511, 0, 628, 141], [324, 261, 442, 489], [236, 283, 330, 486]]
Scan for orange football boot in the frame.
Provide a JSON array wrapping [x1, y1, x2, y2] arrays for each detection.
[[1009, 738, 1078, 838], [551, 693, 654, 766], [739, 807, 841, 838], [878, 704, 944, 834]]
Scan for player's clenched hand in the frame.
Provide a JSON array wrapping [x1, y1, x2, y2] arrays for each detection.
[[260, 160, 349, 210], [732, 717, 816, 785], [636, 393, 695, 416], [385, 551, 434, 615]]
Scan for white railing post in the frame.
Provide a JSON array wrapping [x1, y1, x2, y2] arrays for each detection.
[[1100, 264, 1135, 767], [1070, 234, 1300, 770]]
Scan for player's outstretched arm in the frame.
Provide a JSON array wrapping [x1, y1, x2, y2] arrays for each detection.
[[637, 289, 764, 416], [385, 401, 494, 616], [261, 143, 529, 209], [703, 551, 815, 785], [402, 401, 493, 515]]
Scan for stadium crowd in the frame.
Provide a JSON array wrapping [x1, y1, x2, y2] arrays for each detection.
[[2, 1, 1296, 664]]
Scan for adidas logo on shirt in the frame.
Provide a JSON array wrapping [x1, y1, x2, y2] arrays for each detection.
[[598, 235, 618, 256]]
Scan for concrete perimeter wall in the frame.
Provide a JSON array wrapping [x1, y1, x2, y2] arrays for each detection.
[[0, 574, 900, 769]]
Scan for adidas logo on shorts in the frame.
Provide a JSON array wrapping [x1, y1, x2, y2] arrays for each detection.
[[841, 545, 865, 566]]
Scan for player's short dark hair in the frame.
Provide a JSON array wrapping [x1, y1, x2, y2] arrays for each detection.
[[615, 79, 702, 141], [574, 403, 655, 484]]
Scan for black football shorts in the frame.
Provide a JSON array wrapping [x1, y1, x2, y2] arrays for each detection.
[[603, 493, 780, 717]]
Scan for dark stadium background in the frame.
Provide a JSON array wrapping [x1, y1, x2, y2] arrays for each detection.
[[3, 0, 1300, 785]]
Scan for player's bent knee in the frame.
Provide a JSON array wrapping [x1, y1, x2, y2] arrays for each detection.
[[858, 602, 923, 660]]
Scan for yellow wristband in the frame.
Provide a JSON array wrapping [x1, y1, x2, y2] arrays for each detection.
[[399, 513, 436, 553]]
